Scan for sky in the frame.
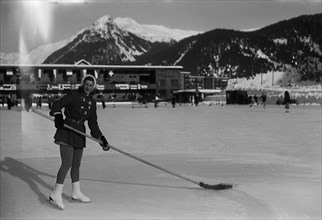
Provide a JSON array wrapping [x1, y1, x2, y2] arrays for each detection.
[[0, 0, 321, 54]]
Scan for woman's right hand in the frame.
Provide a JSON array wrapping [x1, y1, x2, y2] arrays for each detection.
[[54, 114, 64, 129]]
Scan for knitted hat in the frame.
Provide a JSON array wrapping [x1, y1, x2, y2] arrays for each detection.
[[81, 74, 97, 87]]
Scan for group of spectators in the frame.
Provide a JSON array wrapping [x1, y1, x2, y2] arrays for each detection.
[[1, 90, 293, 112], [248, 91, 291, 112], [0, 94, 56, 111], [249, 93, 267, 108], [0, 95, 19, 110]]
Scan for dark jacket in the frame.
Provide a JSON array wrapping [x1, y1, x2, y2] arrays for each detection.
[[284, 91, 291, 104], [50, 88, 102, 148]]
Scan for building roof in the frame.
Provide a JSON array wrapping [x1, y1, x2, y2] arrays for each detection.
[[74, 59, 92, 65], [0, 63, 183, 70]]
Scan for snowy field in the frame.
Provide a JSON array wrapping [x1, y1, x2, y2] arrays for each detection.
[[0, 103, 321, 220]]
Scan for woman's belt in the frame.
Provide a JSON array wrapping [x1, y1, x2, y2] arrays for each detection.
[[65, 117, 85, 125]]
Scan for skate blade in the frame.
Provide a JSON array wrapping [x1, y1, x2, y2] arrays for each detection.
[[72, 197, 91, 203]]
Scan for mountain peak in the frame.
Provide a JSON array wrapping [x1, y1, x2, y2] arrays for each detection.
[[114, 16, 201, 43], [96, 15, 113, 23], [114, 17, 139, 27], [93, 15, 114, 28]]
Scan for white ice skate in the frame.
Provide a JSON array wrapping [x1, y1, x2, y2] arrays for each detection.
[[71, 181, 91, 203], [49, 184, 64, 210]]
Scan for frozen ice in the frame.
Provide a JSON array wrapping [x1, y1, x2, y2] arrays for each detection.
[[1, 103, 321, 219]]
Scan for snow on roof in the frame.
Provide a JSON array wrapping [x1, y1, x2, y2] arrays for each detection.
[[0, 63, 183, 70], [74, 59, 91, 65]]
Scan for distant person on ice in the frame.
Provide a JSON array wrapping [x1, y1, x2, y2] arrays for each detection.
[[7, 95, 12, 110], [154, 94, 159, 108], [284, 90, 291, 113], [194, 94, 199, 106], [171, 94, 176, 108], [37, 96, 42, 109], [24, 93, 32, 112], [254, 95, 258, 105], [261, 92, 267, 109], [249, 95, 254, 108], [49, 75, 110, 210]]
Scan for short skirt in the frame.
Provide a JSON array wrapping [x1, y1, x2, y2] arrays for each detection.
[[53, 119, 86, 149]]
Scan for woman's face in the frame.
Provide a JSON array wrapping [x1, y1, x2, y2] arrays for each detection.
[[83, 79, 95, 95]]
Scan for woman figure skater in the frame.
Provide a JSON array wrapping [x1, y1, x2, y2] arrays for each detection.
[[49, 75, 110, 210]]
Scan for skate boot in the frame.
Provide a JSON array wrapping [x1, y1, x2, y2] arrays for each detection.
[[49, 184, 64, 210], [71, 181, 91, 203]]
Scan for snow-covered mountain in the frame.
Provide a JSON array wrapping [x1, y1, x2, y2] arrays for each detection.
[[135, 14, 322, 84], [25, 38, 74, 64], [44, 15, 157, 64], [0, 35, 76, 65], [114, 17, 201, 43], [2, 13, 320, 88], [0, 15, 200, 64]]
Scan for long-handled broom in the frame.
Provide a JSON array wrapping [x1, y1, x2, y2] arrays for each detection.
[[32, 108, 233, 190]]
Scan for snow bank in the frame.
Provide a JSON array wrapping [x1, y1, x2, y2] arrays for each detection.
[[226, 71, 321, 105]]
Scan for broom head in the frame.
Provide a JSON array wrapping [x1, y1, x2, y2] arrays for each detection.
[[199, 182, 234, 190]]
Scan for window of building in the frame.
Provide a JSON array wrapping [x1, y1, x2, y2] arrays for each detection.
[[0, 71, 5, 84], [159, 79, 166, 87], [140, 71, 155, 84], [170, 79, 179, 87]]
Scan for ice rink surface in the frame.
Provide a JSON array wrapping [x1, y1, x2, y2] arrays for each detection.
[[1, 103, 321, 219]]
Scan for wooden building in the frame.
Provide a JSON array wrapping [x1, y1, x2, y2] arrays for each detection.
[[0, 60, 185, 103]]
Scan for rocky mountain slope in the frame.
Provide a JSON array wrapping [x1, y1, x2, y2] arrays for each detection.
[[134, 13, 322, 83], [1, 15, 199, 65], [44, 15, 156, 64]]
